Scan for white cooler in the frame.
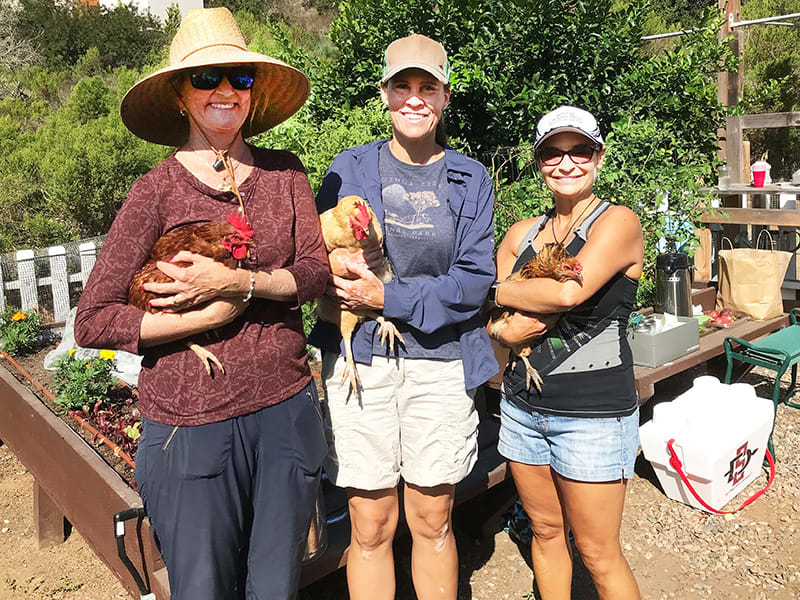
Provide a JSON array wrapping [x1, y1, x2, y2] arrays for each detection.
[[639, 376, 774, 512]]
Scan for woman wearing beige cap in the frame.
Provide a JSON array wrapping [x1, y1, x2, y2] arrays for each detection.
[[75, 8, 329, 599], [310, 34, 497, 600]]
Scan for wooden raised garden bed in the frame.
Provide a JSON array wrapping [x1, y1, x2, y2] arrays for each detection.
[[0, 344, 510, 598]]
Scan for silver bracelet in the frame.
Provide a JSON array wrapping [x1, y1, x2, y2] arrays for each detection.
[[243, 271, 255, 302]]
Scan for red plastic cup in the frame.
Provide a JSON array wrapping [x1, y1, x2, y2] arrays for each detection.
[[753, 169, 766, 187]]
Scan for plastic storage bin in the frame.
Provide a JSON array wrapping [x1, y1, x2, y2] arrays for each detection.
[[627, 315, 700, 368], [639, 376, 774, 512]]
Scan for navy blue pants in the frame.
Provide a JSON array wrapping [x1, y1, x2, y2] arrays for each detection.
[[136, 380, 327, 600]]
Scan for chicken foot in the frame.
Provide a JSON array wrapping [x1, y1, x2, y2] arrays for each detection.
[[373, 314, 404, 354], [510, 348, 542, 392], [340, 330, 362, 403], [185, 341, 225, 376]]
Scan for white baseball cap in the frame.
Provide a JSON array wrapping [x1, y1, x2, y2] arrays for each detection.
[[533, 106, 604, 151]]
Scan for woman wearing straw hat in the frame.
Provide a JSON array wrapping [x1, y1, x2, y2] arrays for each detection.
[[309, 34, 497, 600], [491, 106, 642, 599], [75, 8, 329, 599]]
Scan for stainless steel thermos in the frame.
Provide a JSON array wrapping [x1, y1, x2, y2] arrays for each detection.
[[655, 252, 692, 316]]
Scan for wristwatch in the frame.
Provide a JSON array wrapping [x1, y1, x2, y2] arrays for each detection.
[[488, 281, 503, 309]]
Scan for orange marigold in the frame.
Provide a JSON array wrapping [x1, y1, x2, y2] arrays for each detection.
[[11, 312, 26, 321]]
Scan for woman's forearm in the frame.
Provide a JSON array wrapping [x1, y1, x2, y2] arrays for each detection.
[[138, 310, 217, 348], [225, 267, 299, 303], [497, 278, 581, 314]]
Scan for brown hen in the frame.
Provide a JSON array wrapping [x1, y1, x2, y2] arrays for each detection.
[[128, 212, 254, 376], [487, 242, 583, 391], [316, 195, 403, 400]]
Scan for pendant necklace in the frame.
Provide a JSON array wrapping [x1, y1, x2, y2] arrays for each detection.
[[551, 195, 598, 246]]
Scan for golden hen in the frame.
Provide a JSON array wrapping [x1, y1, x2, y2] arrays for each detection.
[[128, 211, 254, 376], [316, 195, 403, 400], [487, 242, 583, 391]]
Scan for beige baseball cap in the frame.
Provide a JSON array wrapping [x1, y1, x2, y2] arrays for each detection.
[[381, 34, 450, 85]]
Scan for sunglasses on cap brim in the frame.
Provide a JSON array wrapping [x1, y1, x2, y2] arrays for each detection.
[[189, 66, 256, 91]]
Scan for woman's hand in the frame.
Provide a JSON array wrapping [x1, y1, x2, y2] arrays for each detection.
[[144, 251, 242, 311], [327, 262, 384, 310], [492, 311, 561, 347], [328, 246, 385, 278]]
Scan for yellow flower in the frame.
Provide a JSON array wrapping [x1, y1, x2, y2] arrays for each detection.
[[99, 349, 116, 361], [86, 363, 92, 369], [11, 312, 26, 321], [68, 349, 76, 356]]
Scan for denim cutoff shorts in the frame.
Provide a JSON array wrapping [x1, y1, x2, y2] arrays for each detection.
[[498, 390, 640, 482]]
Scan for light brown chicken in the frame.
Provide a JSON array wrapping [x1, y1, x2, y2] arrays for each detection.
[[316, 195, 403, 400], [487, 242, 583, 391], [128, 212, 254, 376]]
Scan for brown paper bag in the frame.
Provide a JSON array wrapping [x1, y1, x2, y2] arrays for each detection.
[[716, 232, 792, 320]]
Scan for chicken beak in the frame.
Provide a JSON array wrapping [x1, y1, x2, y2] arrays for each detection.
[[574, 272, 584, 284]]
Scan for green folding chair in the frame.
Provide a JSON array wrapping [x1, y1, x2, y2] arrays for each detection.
[[724, 308, 800, 460]]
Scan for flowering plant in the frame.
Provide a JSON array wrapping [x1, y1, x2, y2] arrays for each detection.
[[51, 350, 119, 412], [0, 305, 42, 356]]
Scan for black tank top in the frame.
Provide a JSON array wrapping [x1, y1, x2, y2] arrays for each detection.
[[503, 202, 639, 418]]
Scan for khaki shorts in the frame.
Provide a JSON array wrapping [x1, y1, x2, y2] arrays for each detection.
[[321, 353, 479, 490]]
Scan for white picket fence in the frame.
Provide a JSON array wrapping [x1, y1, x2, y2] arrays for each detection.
[[0, 240, 102, 323]]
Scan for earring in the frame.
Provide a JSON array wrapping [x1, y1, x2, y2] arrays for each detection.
[[179, 108, 186, 117]]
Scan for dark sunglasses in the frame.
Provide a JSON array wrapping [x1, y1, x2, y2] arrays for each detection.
[[189, 66, 255, 91], [536, 144, 599, 167]]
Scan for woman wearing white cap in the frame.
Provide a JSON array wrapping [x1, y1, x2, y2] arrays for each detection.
[[489, 106, 642, 599], [310, 34, 497, 600], [75, 8, 329, 599]]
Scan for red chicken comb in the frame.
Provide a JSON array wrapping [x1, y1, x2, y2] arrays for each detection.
[[349, 201, 371, 241], [227, 211, 254, 240], [224, 211, 254, 260]]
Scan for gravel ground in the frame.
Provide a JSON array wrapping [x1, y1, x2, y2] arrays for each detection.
[[1, 359, 798, 599]]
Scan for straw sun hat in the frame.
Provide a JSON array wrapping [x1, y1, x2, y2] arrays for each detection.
[[121, 7, 310, 146]]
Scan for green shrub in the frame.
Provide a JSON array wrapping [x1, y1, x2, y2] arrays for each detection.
[[51, 349, 119, 412], [0, 305, 42, 355]]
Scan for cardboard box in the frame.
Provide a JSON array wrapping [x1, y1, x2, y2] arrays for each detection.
[[627, 315, 700, 367]]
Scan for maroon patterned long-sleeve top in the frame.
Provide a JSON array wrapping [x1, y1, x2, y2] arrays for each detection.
[[75, 147, 329, 426]]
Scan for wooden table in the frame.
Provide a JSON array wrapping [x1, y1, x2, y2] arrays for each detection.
[[634, 313, 789, 403]]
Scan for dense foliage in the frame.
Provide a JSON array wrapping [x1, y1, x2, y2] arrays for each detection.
[[297, 0, 731, 304], [0, 0, 746, 306], [12, 0, 166, 70]]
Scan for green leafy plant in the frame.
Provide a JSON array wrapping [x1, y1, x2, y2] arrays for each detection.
[[123, 421, 142, 441], [50, 349, 119, 412], [0, 305, 42, 355]]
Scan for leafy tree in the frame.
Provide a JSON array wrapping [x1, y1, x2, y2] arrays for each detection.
[[13, 0, 166, 70]]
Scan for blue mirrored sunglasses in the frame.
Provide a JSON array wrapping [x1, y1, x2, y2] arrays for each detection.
[[189, 67, 255, 91]]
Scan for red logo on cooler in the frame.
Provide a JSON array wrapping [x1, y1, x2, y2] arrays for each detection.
[[725, 442, 757, 485]]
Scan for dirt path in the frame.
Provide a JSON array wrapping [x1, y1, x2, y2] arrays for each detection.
[[2, 363, 799, 600]]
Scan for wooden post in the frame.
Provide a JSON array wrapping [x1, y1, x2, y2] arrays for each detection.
[[33, 479, 67, 549], [694, 228, 713, 281], [727, 115, 743, 185], [718, 0, 744, 167]]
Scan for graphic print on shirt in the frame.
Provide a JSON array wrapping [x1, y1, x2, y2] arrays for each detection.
[[384, 185, 439, 231]]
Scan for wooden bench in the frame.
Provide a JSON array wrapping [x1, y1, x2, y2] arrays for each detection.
[[634, 313, 789, 403]]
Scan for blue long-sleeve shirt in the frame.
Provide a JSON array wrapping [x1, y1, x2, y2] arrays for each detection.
[[308, 139, 498, 390]]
